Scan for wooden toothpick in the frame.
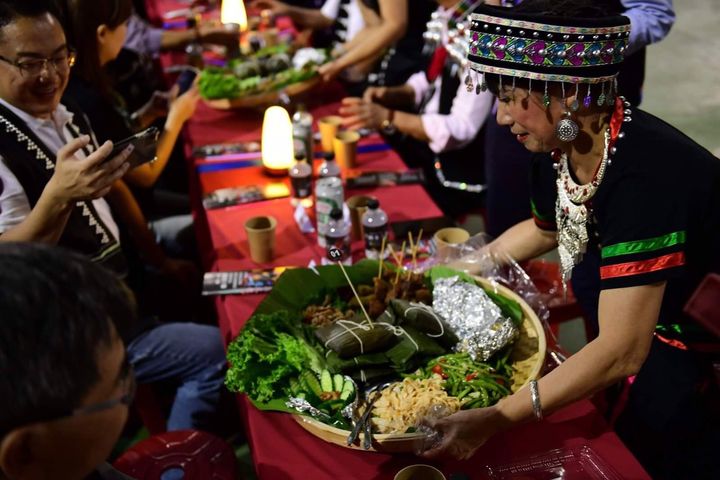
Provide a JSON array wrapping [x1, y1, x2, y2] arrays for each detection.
[[393, 240, 406, 285], [378, 234, 387, 279], [412, 228, 423, 270], [329, 247, 373, 327]]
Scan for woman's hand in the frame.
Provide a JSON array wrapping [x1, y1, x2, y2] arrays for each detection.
[[166, 84, 200, 132], [420, 406, 506, 460], [318, 59, 343, 82], [198, 23, 241, 48], [339, 97, 390, 131], [134, 90, 173, 129], [363, 86, 388, 104], [248, 0, 288, 16]]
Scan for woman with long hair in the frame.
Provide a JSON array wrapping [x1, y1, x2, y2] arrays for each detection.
[[59, 0, 199, 190]]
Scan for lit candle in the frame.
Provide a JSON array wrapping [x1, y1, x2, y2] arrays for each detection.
[[220, 0, 248, 31], [261, 106, 294, 175]]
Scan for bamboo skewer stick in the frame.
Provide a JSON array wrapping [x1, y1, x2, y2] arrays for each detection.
[[328, 247, 374, 328], [393, 240, 406, 285], [406, 231, 415, 280], [412, 228, 423, 270], [378, 234, 387, 278]]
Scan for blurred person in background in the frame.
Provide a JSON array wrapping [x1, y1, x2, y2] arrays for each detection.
[[339, 0, 494, 217]]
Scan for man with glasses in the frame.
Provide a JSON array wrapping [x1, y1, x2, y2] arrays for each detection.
[[0, 0, 227, 434], [0, 243, 137, 479]]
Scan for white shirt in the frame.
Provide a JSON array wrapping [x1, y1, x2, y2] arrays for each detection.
[[0, 98, 120, 241], [321, 0, 364, 43], [404, 5, 493, 153]]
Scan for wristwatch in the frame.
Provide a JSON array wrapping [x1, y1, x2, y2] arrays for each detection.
[[380, 109, 397, 135]]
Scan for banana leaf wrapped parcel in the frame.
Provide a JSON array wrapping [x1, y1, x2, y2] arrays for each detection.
[[389, 299, 459, 349]]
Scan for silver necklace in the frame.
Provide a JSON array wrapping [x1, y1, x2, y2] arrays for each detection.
[[555, 128, 611, 284]]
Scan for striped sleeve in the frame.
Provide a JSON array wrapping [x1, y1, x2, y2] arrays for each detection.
[[600, 230, 686, 289]]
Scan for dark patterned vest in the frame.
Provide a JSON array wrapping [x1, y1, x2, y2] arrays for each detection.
[[0, 101, 127, 275]]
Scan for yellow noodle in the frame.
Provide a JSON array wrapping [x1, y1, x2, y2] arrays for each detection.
[[371, 377, 460, 434]]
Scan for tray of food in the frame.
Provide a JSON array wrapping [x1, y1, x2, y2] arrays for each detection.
[[199, 45, 326, 109], [224, 260, 546, 453]]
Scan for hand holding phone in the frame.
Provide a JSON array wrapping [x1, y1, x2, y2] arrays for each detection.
[[108, 126, 160, 169]]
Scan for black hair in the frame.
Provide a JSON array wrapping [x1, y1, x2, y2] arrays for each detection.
[[0, 243, 137, 437], [56, 0, 133, 97], [482, 0, 625, 101], [0, 0, 60, 40]]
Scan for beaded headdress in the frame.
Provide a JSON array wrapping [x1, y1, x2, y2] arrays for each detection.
[[466, 5, 631, 105]]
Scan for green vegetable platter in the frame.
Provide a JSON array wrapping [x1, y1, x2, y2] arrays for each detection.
[[200, 45, 326, 109], [224, 260, 546, 452]]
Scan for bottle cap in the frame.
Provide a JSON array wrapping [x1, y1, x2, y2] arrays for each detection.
[[294, 152, 305, 162], [323, 152, 335, 161], [329, 208, 343, 220], [367, 198, 380, 210]]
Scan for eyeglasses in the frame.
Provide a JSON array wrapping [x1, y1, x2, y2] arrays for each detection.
[[0, 49, 76, 78], [71, 366, 136, 417], [51, 356, 137, 421]]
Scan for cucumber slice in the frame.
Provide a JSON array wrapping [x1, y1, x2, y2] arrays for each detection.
[[333, 374, 344, 392], [320, 369, 333, 392], [288, 377, 301, 396], [340, 377, 355, 401], [301, 370, 323, 398]]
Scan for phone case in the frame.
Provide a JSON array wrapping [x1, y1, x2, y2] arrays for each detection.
[[111, 127, 160, 168]]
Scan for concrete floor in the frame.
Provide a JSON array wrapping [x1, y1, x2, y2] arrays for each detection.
[[642, 0, 720, 157]]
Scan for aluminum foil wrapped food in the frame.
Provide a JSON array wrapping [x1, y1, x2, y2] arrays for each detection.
[[432, 276, 518, 361]]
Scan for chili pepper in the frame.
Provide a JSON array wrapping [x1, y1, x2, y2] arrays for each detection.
[[431, 364, 448, 379], [466, 372, 478, 381]]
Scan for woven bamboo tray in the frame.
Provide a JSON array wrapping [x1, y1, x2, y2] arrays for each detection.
[[293, 276, 546, 453], [204, 76, 320, 110]]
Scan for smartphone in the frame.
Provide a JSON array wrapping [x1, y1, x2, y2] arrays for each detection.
[[108, 126, 160, 169], [176, 68, 198, 95]]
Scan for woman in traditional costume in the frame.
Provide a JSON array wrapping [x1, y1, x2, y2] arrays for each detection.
[[422, 2, 720, 478]]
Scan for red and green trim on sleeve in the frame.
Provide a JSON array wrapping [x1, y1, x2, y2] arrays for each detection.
[[530, 198, 556, 231], [600, 230, 686, 287]]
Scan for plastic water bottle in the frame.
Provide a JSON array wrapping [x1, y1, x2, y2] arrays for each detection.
[[292, 104, 314, 161], [361, 198, 388, 259], [289, 152, 313, 208], [325, 208, 351, 264], [315, 176, 344, 247], [185, 17, 205, 69], [318, 152, 341, 179]]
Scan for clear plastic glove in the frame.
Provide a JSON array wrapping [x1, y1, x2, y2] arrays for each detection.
[[413, 404, 453, 456], [419, 407, 506, 460]]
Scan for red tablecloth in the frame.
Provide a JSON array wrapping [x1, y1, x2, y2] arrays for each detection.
[[147, 1, 650, 478]]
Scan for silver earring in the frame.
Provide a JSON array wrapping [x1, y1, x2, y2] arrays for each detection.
[[555, 109, 579, 142]]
